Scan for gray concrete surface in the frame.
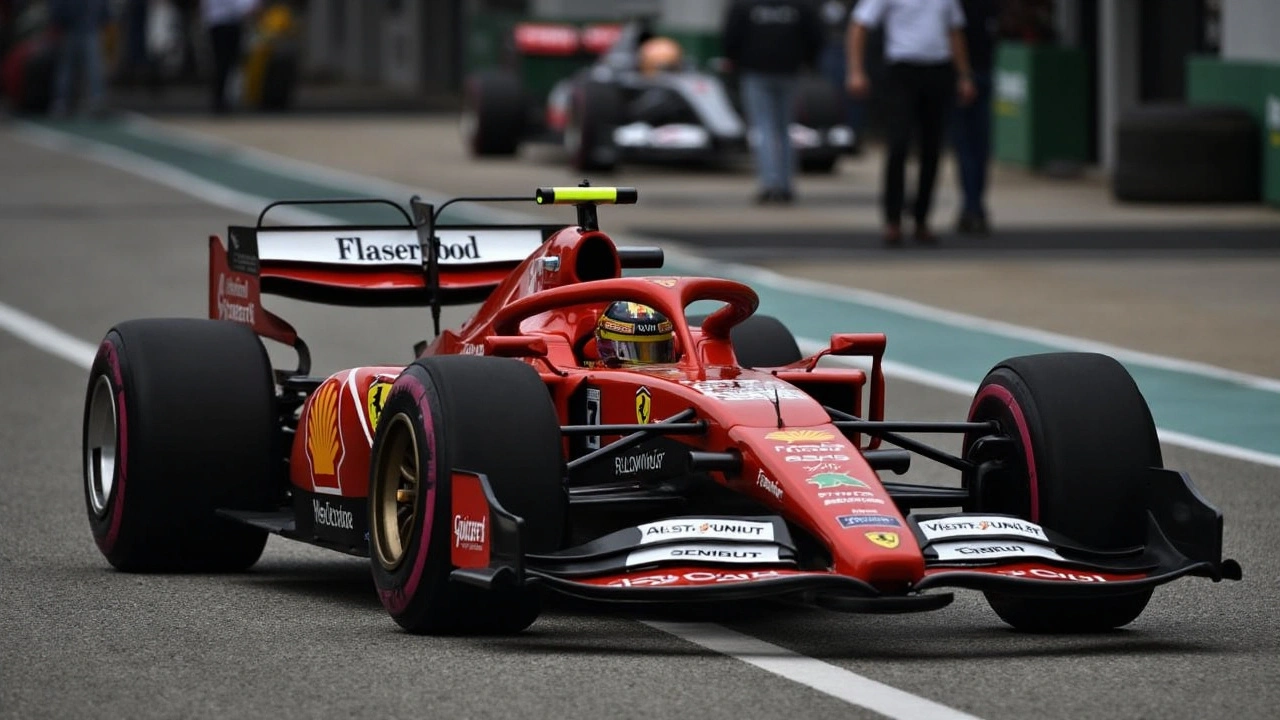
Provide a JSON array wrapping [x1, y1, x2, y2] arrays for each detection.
[[1, 122, 1276, 720]]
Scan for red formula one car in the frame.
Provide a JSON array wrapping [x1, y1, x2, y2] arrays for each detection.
[[81, 186, 1241, 634]]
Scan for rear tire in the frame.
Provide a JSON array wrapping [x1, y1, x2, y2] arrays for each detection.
[[82, 319, 276, 572], [369, 356, 566, 634], [462, 71, 526, 156], [567, 81, 621, 172], [1113, 104, 1260, 202], [689, 313, 802, 367], [963, 352, 1162, 632]]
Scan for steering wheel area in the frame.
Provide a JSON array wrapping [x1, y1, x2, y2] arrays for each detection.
[[490, 277, 759, 367]]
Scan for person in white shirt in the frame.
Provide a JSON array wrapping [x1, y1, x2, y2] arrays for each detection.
[[847, 0, 975, 245], [201, 0, 260, 113]]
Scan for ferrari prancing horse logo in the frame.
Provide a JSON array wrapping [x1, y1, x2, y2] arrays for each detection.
[[866, 531, 899, 549], [635, 387, 652, 424], [366, 381, 391, 431]]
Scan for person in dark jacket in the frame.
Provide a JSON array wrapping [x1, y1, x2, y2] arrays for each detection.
[[48, 0, 111, 117], [723, 0, 824, 205], [951, 0, 1000, 234]]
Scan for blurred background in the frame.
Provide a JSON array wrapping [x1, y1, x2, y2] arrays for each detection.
[[0, 0, 1275, 205]]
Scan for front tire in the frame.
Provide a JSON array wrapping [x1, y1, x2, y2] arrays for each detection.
[[82, 319, 277, 572], [963, 352, 1162, 632], [369, 356, 566, 634]]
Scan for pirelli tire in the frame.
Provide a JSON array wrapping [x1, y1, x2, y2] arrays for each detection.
[[1112, 104, 1261, 203], [963, 352, 1163, 633], [368, 356, 567, 635], [689, 313, 802, 368], [462, 70, 526, 156], [795, 76, 842, 174], [567, 80, 621, 172], [82, 319, 277, 572]]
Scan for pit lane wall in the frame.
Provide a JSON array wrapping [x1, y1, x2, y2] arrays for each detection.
[[1187, 57, 1280, 207]]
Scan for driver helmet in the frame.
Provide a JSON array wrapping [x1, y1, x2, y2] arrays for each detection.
[[595, 301, 675, 365], [638, 36, 684, 76]]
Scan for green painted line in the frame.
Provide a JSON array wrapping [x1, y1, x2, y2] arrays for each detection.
[[28, 117, 1280, 462]]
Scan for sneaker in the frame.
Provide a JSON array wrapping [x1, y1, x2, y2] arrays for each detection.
[[914, 225, 938, 244]]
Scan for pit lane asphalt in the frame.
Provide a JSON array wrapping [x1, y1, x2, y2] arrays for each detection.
[[1, 128, 1278, 720]]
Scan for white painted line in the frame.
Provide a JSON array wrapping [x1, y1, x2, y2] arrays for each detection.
[[644, 621, 985, 720], [13, 119, 1280, 470], [0, 301, 97, 369]]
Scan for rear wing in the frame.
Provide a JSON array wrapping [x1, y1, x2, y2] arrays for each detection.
[[209, 187, 654, 378]]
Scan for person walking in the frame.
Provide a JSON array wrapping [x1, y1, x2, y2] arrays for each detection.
[[48, 0, 111, 118], [847, 0, 975, 244], [819, 0, 865, 153], [951, 0, 999, 234], [723, 0, 824, 205], [200, 0, 259, 114]]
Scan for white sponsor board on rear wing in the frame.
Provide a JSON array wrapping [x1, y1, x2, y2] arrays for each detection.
[[255, 228, 546, 267]]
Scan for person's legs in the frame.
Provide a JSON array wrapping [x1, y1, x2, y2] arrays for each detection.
[[208, 23, 242, 113], [913, 64, 951, 235], [951, 70, 991, 230], [881, 64, 912, 235], [50, 30, 81, 117], [83, 30, 105, 114], [741, 72, 783, 201], [770, 74, 798, 199]]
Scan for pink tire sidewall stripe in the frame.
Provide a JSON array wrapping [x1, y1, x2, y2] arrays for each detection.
[[378, 372, 438, 616], [98, 338, 128, 553], [969, 383, 1040, 523]]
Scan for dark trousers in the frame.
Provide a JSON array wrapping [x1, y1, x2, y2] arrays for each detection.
[[208, 22, 242, 113], [881, 62, 953, 228], [952, 71, 993, 218]]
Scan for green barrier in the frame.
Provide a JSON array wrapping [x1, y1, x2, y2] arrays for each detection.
[[1187, 55, 1280, 207], [993, 42, 1089, 170]]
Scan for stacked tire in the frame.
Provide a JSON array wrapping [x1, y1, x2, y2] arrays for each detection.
[[1113, 104, 1260, 203]]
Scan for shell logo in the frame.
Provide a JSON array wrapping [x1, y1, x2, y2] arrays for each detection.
[[765, 429, 835, 442], [307, 380, 342, 478]]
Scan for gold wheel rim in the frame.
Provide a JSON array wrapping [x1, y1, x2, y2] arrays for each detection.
[[372, 414, 420, 571]]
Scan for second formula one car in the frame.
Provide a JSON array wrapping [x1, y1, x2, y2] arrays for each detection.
[[82, 185, 1240, 635], [463, 20, 854, 173]]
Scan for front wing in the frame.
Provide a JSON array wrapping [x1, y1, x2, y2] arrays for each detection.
[[448, 470, 1240, 612]]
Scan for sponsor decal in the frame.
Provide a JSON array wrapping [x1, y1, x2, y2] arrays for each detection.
[[917, 516, 1048, 543], [627, 543, 782, 567], [313, 498, 354, 530], [305, 379, 343, 492], [824, 496, 885, 506], [998, 568, 1111, 583], [645, 277, 678, 287], [584, 387, 602, 450], [806, 472, 867, 489], [837, 515, 901, 528], [450, 472, 491, 567], [756, 471, 783, 500], [803, 462, 844, 473], [638, 518, 775, 544], [513, 22, 578, 55], [635, 386, 651, 424], [615, 448, 666, 476], [865, 531, 900, 549], [775, 441, 850, 464], [932, 540, 1064, 562], [226, 228, 260, 275], [683, 379, 808, 402], [604, 570, 787, 587], [215, 272, 256, 325], [995, 69, 1027, 117], [255, 228, 545, 268], [460, 343, 484, 356], [766, 429, 835, 442], [366, 381, 390, 432], [454, 514, 486, 550]]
